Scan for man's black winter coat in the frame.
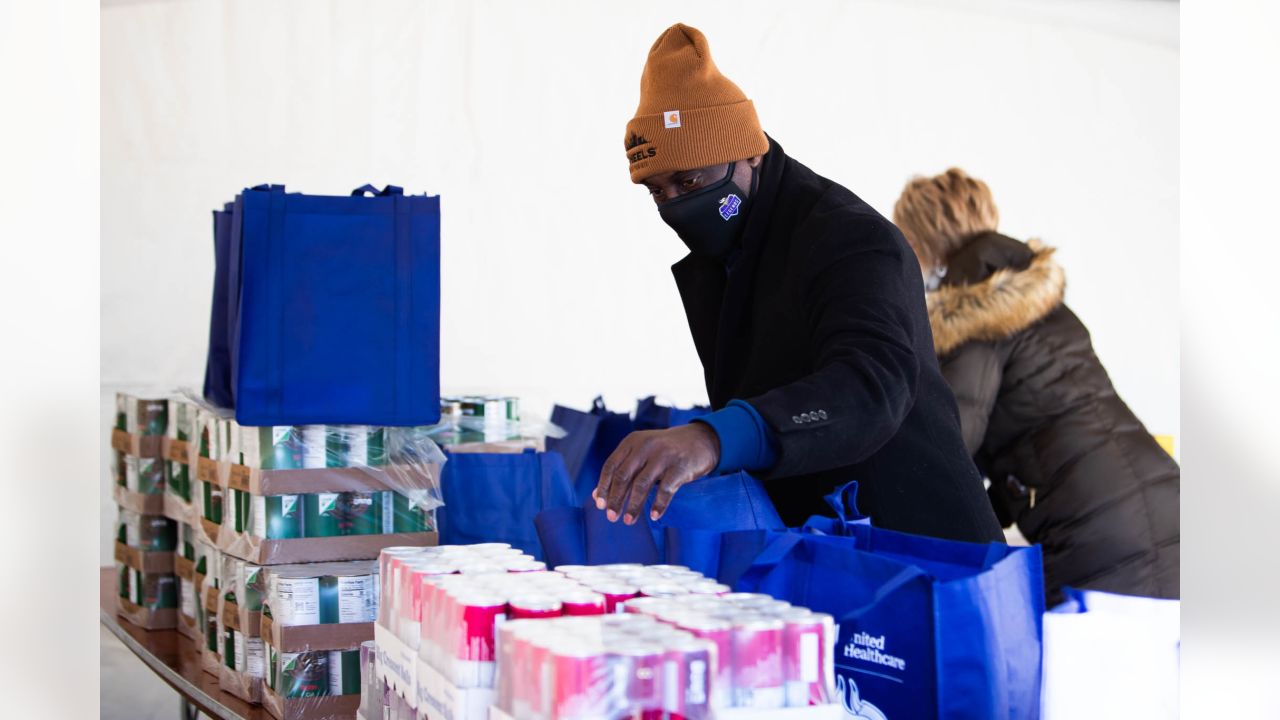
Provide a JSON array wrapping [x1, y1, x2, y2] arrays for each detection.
[[672, 138, 1003, 543]]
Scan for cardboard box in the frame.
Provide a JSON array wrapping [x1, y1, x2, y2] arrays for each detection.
[[375, 623, 417, 710], [116, 595, 178, 631], [111, 427, 165, 459], [418, 658, 494, 720], [260, 613, 373, 654], [262, 685, 361, 720], [114, 484, 165, 516], [114, 541, 175, 575]]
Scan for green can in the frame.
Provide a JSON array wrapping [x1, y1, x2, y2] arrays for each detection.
[[117, 564, 129, 599], [279, 651, 329, 698], [123, 395, 168, 436], [136, 572, 177, 610], [268, 645, 279, 691], [181, 523, 195, 561], [202, 480, 223, 525], [224, 626, 237, 670], [114, 450, 126, 488], [231, 489, 249, 534], [327, 650, 361, 695], [319, 572, 376, 624], [303, 493, 343, 538], [167, 460, 190, 502], [240, 426, 303, 469], [252, 494, 304, 539], [241, 564, 264, 613], [343, 492, 382, 536], [300, 425, 329, 469], [139, 514, 177, 552], [330, 426, 387, 467], [205, 610, 220, 653], [383, 492, 432, 533], [127, 456, 165, 495]]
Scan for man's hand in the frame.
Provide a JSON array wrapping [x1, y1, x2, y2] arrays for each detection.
[[592, 423, 720, 525]]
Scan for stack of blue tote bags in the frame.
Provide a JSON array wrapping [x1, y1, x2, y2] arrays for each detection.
[[203, 183, 442, 427]]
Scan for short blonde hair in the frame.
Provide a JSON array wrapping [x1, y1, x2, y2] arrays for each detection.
[[893, 168, 1000, 272]]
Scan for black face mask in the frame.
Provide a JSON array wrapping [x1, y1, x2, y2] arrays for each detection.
[[659, 162, 758, 260]]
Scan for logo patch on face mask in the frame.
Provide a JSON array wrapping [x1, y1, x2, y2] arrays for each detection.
[[718, 194, 742, 220]]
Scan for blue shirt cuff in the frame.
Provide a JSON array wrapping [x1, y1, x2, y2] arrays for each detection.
[[694, 400, 780, 474]]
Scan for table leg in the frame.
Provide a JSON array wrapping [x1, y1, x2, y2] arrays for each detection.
[[181, 698, 200, 720]]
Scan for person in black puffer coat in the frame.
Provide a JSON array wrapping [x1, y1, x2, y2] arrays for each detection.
[[893, 168, 1180, 603]]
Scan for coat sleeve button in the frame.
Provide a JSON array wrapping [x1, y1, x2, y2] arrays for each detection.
[[791, 415, 802, 424], [818, 410, 828, 420]]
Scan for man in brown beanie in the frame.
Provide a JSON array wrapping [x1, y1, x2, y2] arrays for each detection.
[[593, 23, 1003, 544]]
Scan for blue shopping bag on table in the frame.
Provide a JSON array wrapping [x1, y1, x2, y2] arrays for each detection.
[[546, 397, 634, 503], [202, 202, 235, 409], [633, 395, 710, 430], [436, 450, 576, 560], [222, 183, 441, 425], [666, 480, 1043, 719], [534, 470, 784, 568]]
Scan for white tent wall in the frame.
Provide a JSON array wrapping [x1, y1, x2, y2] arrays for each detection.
[[100, 0, 1178, 566]]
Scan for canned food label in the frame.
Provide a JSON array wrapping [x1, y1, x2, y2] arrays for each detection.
[[347, 427, 369, 465], [281, 495, 298, 515], [246, 638, 265, 678], [800, 632, 818, 682], [319, 492, 340, 515], [337, 576, 375, 623], [181, 579, 195, 619], [252, 495, 266, 538], [327, 650, 344, 693], [381, 493, 395, 534], [125, 456, 139, 491], [272, 427, 290, 446], [128, 569, 139, 604], [302, 426, 327, 468], [234, 631, 246, 672], [276, 577, 321, 626]]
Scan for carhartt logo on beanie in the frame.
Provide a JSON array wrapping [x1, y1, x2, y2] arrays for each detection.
[[624, 23, 768, 184]]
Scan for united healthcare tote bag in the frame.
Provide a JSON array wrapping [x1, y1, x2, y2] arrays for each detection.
[[222, 183, 441, 426], [202, 202, 235, 409]]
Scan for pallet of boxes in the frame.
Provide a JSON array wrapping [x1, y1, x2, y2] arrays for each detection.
[[113, 392, 447, 719]]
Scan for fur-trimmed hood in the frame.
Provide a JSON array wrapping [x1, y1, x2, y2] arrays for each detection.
[[926, 239, 1065, 356]]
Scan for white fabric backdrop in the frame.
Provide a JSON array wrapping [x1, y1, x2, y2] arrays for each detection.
[[100, 0, 1178, 564]]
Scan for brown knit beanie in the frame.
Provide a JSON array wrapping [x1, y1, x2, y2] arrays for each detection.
[[625, 23, 769, 184]]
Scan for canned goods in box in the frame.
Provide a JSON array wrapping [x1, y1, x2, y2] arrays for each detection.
[[280, 651, 329, 698], [561, 592, 606, 617], [344, 492, 382, 536], [232, 489, 250, 534], [240, 564, 265, 612], [779, 609, 834, 706], [252, 494, 303, 539], [273, 575, 321, 626], [381, 491, 432, 533], [509, 595, 562, 620], [240, 426, 303, 469], [320, 573, 376, 624], [664, 637, 714, 719], [617, 642, 664, 714], [123, 396, 168, 436], [126, 455, 165, 495], [304, 493, 343, 537], [300, 425, 329, 469], [549, 642, 611, 719], [730, 616, 785, 709], [327, 649, 361, 695], [331, 425, 386, 467], [202, 480, 223, 525]]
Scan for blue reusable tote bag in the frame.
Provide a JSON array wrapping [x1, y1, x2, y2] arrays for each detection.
[[229, 183, 441, 426], [547, 397, 635, 504], [202, 202, 236, 409], [436, 450, 576, 560], [732, 527, 1044, 720]]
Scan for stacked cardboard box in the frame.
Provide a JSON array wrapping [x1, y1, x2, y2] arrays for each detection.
[[111, 393, 179, 630]]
